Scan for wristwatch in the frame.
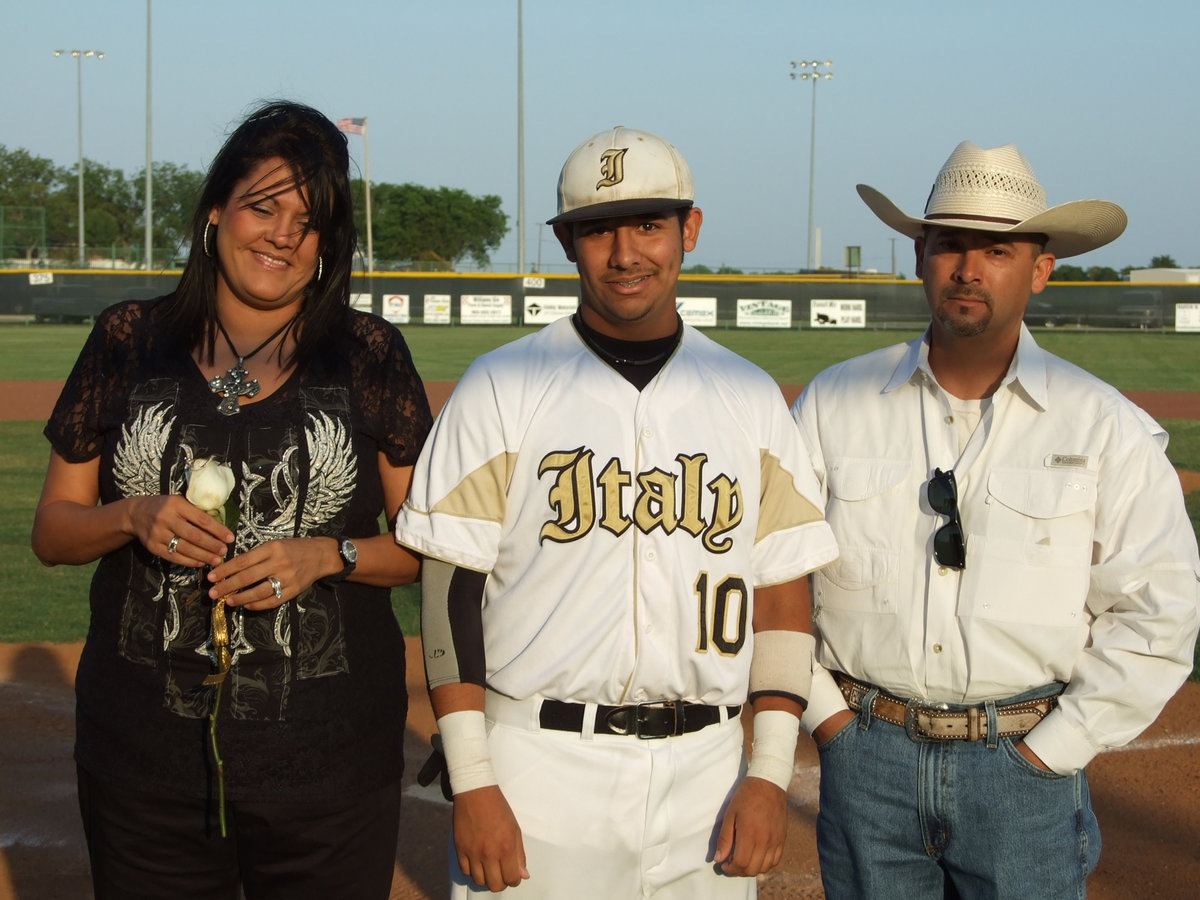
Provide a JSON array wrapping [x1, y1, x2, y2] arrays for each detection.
[[324, 535, 358, 583]]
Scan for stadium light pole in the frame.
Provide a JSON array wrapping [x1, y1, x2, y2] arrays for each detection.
[[54, 48, 104, 267], [516, 0, 526, 274], [790, 58, 833, 272]]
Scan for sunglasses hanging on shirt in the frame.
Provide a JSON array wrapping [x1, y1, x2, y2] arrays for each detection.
[[927, 467, 966, 569]]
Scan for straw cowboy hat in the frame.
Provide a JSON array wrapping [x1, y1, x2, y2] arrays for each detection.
[[857, 141, 1127, 258]]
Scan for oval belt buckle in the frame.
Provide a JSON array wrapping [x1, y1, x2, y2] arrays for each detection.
[[904, 697, 949, 742], [604, 706, 633, 735]]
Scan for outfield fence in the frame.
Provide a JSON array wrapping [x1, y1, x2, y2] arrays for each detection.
[[2, 269, 1198, 331]]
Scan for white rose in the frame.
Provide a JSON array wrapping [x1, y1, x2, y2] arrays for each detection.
[[186, 458, 236, 514]]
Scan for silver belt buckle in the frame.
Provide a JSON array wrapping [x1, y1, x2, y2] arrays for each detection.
[[904, 697, 950, 742]]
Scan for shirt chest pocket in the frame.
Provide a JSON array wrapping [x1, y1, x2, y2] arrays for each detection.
[[961, 467, 1097, 626], [982, 467, 1097, 554], [818, 458, 908, 601]]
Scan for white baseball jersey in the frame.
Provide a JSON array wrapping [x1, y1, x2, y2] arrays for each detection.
[[395, 315, 837, 706]]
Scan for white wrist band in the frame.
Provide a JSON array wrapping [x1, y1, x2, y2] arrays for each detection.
[[749, 630, 815, 707], [746, 709, 800, 792], [436, 709, 498, 796]]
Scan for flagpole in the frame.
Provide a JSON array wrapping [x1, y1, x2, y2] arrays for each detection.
[[363, 117, 373, 277], [338, 117, 374, 292]]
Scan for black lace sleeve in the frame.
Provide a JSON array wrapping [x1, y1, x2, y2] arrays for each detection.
[[347, 311, 433, 467], [44, 301, 150, 463]]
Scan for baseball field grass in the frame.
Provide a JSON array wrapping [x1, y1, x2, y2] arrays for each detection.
[[4, 322, 1200, 389], [3, 322, 1199, 678]]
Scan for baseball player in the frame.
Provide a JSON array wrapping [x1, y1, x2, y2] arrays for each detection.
[[396, 126, 838, 898]]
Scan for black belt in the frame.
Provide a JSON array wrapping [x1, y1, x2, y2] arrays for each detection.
[[539, 699, 741, 739]]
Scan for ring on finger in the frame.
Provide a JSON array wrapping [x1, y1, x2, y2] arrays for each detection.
[[268, 577, 283, 600], [167, 535, 180, 554]]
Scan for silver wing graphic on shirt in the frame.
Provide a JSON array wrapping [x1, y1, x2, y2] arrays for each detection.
[[113, 400, 178, 499]]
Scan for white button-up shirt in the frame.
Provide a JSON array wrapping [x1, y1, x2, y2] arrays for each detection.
[[793, 326, 1200, 773]]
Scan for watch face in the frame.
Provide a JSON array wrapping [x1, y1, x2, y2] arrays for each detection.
[[341, 539, 358, 565]]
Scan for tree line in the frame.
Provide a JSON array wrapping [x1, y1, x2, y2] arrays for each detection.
[[684, 253, 1190, 280], [0, 144, 508, 270], [1047, 255, 1186, 282], [0, 142, 1185, 276]]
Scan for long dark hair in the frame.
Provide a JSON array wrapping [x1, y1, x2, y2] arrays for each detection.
[[162, 100, 357, 366]]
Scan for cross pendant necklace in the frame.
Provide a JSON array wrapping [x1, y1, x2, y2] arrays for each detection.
[[208, 316, 296, 416]]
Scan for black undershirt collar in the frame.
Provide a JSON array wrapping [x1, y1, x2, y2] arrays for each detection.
[[571, 312, 683, 391]]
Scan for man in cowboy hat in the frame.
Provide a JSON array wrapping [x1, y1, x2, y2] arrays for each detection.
[[791, 141, 1200, 897]]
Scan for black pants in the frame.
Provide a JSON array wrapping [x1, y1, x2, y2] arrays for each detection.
[[77, 765, 402, 900]]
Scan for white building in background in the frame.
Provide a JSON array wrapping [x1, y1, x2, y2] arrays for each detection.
[[1128, 268, 1200, 284]]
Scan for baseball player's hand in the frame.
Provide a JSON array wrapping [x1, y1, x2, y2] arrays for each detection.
[[712, 776, 787, 877], [453, 785, 530, 891]]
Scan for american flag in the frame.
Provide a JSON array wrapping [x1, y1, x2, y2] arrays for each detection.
[[337, 117, 366, 135]]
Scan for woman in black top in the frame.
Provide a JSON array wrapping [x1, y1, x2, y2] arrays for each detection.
[[32, 101, 432, 899]]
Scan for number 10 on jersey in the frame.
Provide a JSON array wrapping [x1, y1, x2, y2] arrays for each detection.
[[694, 572, 749, 655]]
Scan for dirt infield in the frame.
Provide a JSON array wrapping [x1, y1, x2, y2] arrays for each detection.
[[1, 641, 1198, 899], [3, 382, 1199, 898]]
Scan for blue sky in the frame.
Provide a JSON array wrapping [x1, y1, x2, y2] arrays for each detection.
[[6, 0, 1196, 274]]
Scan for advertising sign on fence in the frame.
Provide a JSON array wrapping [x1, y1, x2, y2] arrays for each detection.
[[736, 299, 792, 329], [524, 295, 576, 325], [350, 293, 372, 313], [424, 294, 452, 325], [1175, 303, 1200, 333], [810, 299, 866, 328], [462, 294, 513, 325], [678, 297, 717, 328], [382, 294, 410, 324]]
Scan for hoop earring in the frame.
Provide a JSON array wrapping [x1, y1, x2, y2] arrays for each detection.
[[203, 221, 214, 258], [316, 256, 323, 282]]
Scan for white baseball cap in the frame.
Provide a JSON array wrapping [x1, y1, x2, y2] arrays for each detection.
[[857, 141, 1126, 258], [547, 126, 695, 225]]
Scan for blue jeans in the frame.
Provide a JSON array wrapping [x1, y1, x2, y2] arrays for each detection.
[[816, 687, 1100, 899]]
